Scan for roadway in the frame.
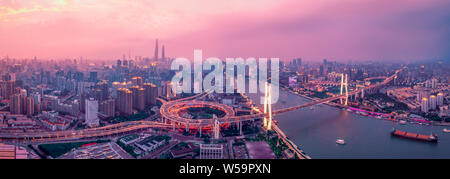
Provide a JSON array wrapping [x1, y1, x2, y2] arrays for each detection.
[[0, 121, 171, 141]]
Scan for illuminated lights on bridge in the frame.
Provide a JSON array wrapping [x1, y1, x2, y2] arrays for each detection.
[[340, 73, 349, 106], [263, 82, 273, 131]]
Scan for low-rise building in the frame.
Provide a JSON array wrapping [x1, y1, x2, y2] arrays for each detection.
[[0, 143, 28, 159], [135, 136, 166, 153], [59, 142, 128, 159]]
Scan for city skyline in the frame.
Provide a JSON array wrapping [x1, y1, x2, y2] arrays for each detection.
[[1, 0, 449, 61]]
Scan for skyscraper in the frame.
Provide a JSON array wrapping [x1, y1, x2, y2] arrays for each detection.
[[154, 39, 159, 60], [85, 98, 99, 127]]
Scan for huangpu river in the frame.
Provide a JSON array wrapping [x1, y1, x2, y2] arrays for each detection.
[[246, 88, 450, 159]]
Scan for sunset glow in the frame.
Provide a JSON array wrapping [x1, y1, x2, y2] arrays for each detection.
[[0, 0, 449, 61]]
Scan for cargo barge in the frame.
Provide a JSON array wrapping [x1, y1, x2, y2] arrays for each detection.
[[391, 128, 438, 143]]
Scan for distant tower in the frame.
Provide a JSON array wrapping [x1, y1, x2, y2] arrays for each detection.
[[154, 39, 159, 60], [161, 45, 165, 60]]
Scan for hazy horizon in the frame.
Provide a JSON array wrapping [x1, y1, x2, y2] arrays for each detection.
[[1, 0, 449, 62]]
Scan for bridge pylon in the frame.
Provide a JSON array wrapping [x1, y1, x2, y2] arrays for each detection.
[[263, 82, 273, 131], [340, 73, 349, 105], [213, 117, 220, 139]]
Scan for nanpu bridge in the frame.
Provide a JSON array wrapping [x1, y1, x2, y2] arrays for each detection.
[[0, 68, 404, 145]]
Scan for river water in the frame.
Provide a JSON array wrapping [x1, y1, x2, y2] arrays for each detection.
[[246, 89, 450, 159]]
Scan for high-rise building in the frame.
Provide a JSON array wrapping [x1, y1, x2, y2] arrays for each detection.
[[17, 88, 27, 114], [99, 99, 115, 117], [25, 96, 34, 117], [79, 93, 88, 113], [437, 92, 444, 106], [0, 81, 15, 100], [319, 64, 324, 76], [117, 88, 133, 115], [143, 83, 157, 105], [416, 90, 430, 102], [430, 95, 437, 110], [31, 92, 41, 114], [2, 73, 16, 81], [131, 77, 143, 87], [425, 79, 432, 88], [96, 80, 109, 101], [161, 81, 175, 98], [154, 39, 159, 60], [85, 98, 99, 127], [416, 91, 423, 102], [130, 86, 145, 110], [421, 97, 429, 113], [117, 59, 122, 67], [10, 93, 22, 114], [89, 72, 98, 83], [431, 78, 438, 89], [128, 60, 134, 68], [73, 71, 84, 82]]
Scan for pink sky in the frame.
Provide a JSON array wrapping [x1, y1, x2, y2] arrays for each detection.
[[0, 0, 449, 62]]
